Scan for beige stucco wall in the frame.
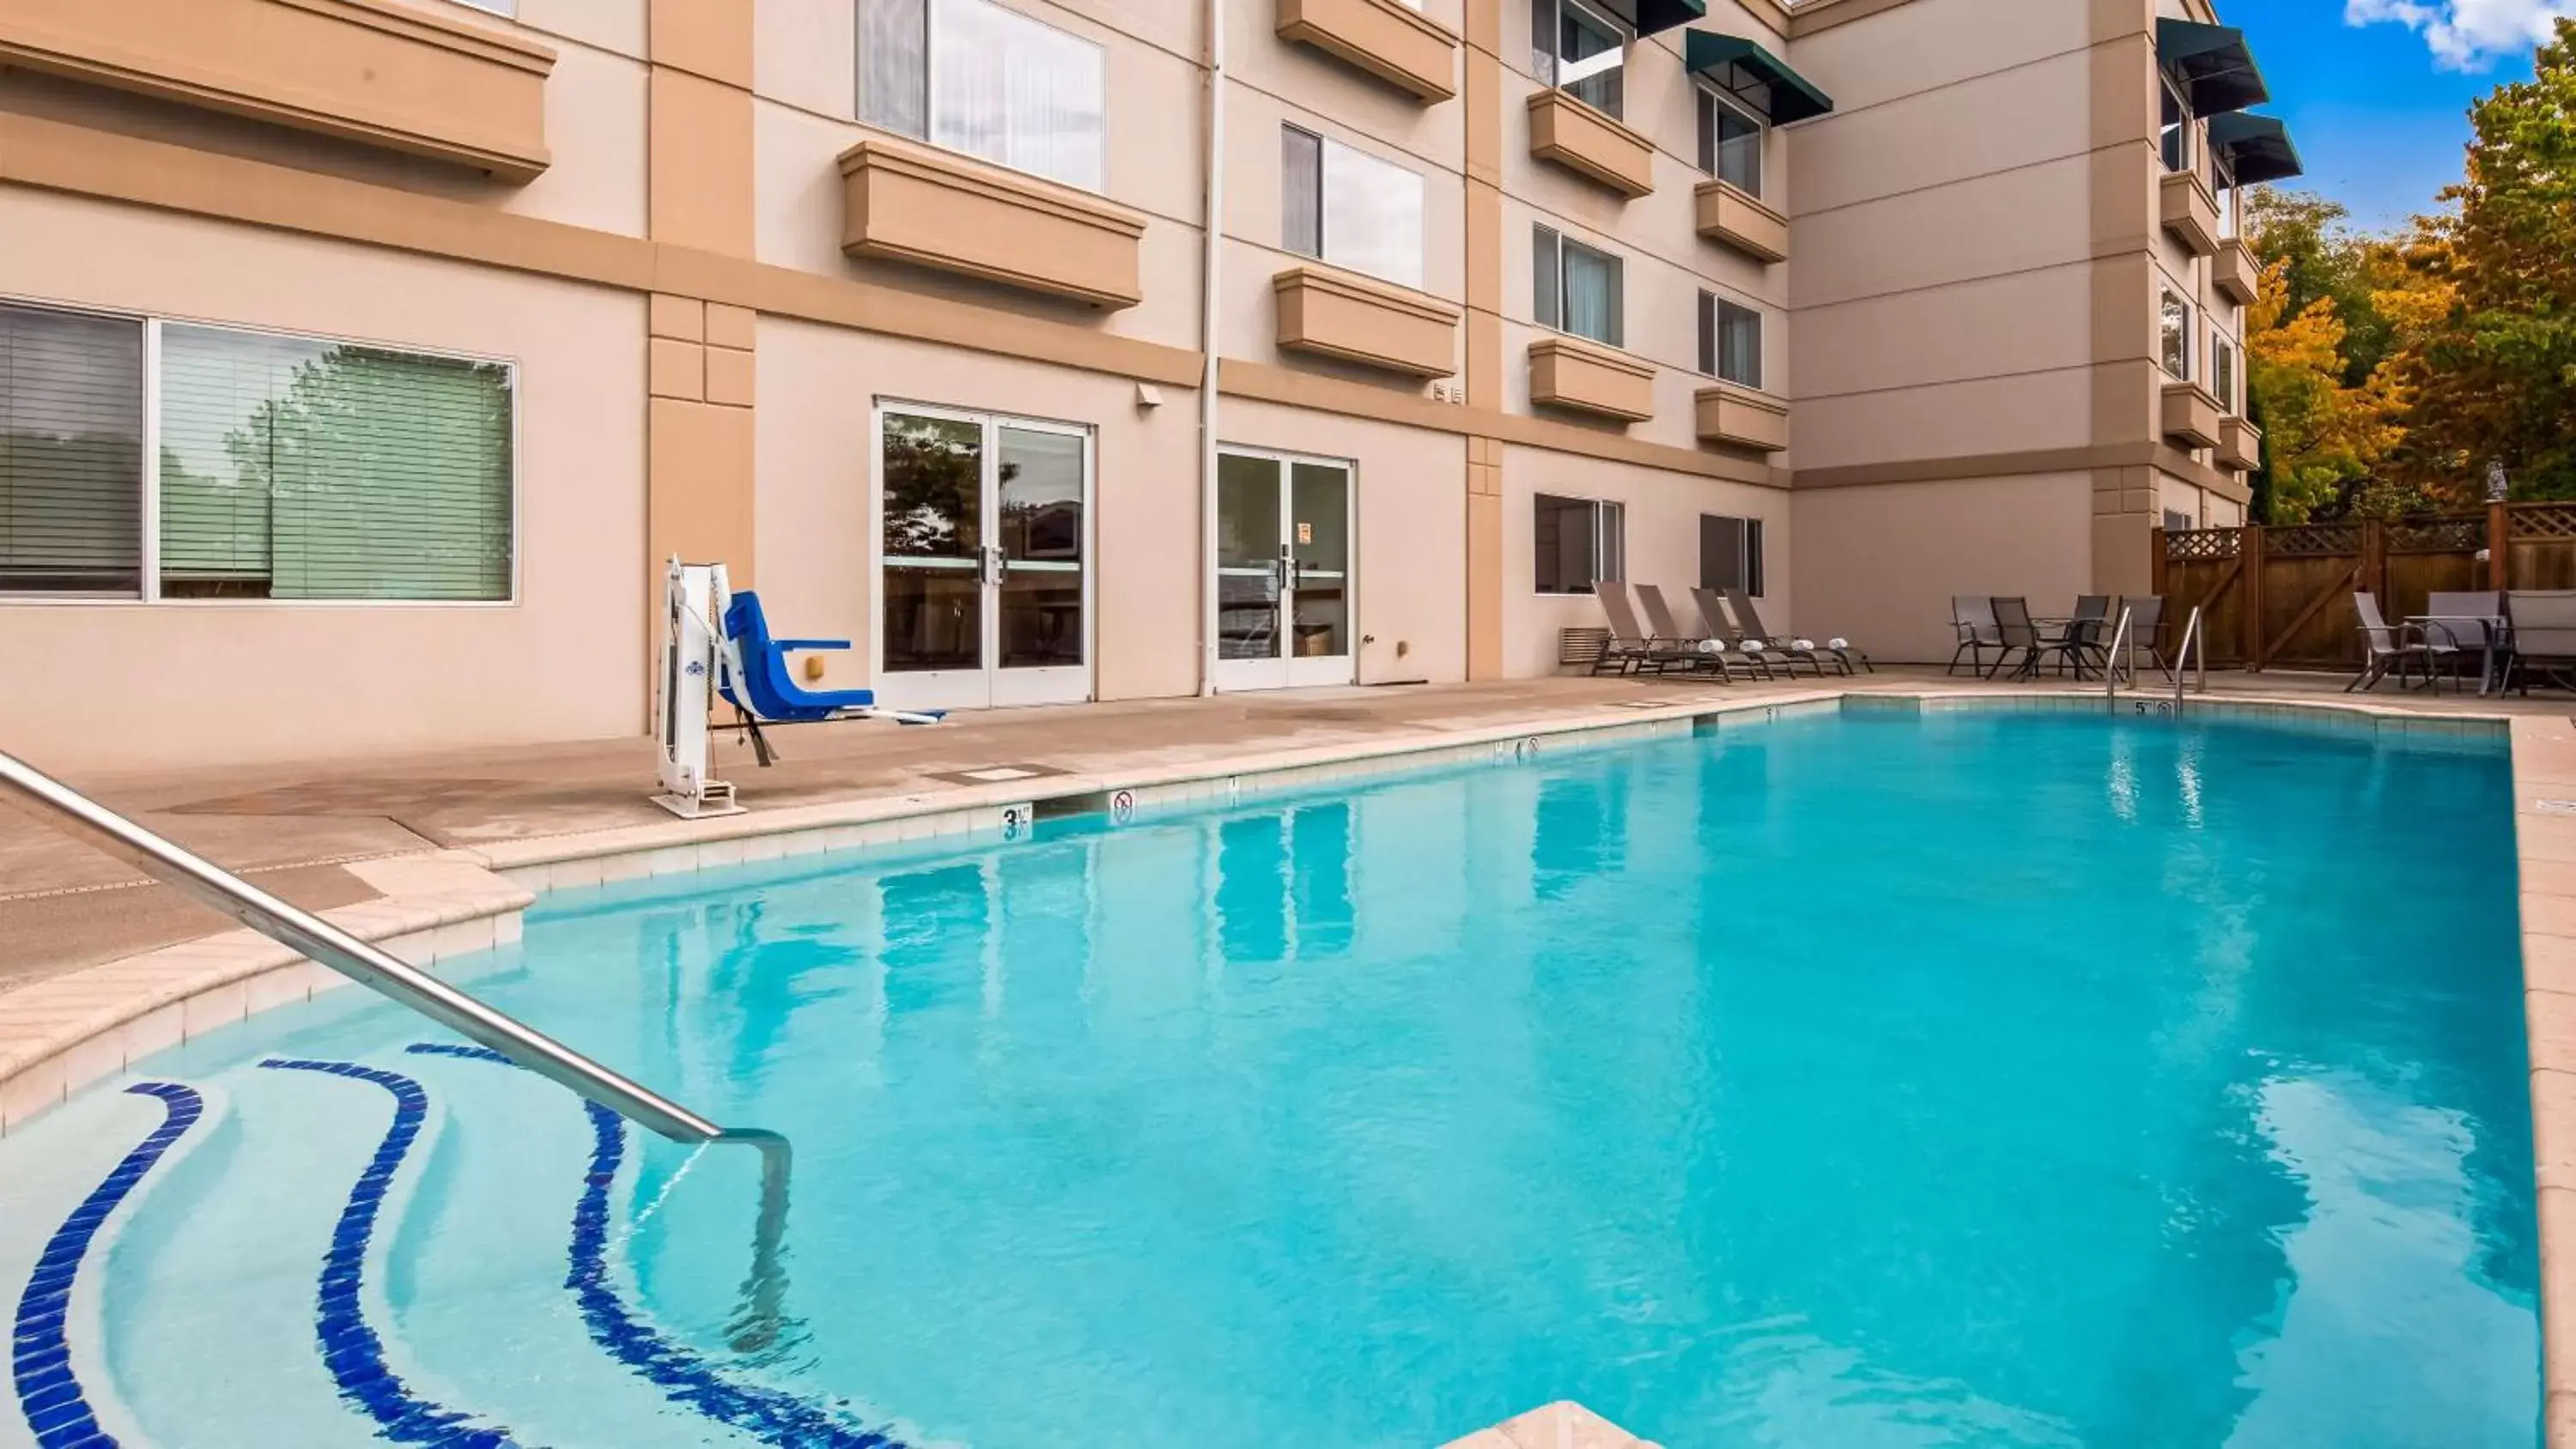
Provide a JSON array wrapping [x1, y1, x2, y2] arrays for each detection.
[[1790, 472, 2095, 663], [1498, 443, 1789, 678], [0, 189, 648, 772]]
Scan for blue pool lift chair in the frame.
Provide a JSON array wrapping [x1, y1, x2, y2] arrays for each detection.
[[715, 588, 942, 765]]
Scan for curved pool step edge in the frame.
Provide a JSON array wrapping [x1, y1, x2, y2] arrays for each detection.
[[0, 855, 532, 1136], [1436, 1399, 1665, 1449], [9, 1082, 206, 1449]]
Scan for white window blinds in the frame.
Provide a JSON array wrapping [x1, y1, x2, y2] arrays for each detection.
[[860, 0, 1107, 192], [158, 325, 515, 600], [0, 305, 143, 594]]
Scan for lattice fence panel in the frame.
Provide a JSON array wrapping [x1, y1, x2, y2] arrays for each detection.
[[2267, 524, 2365, 558], [2511, 503, 2576, 539], [2164, 527, 2242, 561], [2387, 516, 2488, 555]]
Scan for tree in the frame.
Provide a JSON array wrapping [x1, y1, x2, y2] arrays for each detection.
[[2395, 18, 2576, 501], [2243, 257, 2403, 521]]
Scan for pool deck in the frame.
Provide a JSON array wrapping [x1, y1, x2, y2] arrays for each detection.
[[3, 663, 2573, 1441]]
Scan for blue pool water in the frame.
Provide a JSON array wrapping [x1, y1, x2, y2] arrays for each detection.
[[0, 707, 2539, 1448]]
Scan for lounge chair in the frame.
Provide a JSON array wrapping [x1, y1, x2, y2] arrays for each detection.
[[1986, 597, 2049, 679], [1949, 597, 2002, 676], [1692, 588, 1809, 676], [1594, 581, 1727, 681], [2422, 590, 2506, 690], [1637, 584, 1759, 682], [719, 589, 940, 762], [2347, 591, 2439, 694], [1724, 587, 1869, 676], [2509, 591, 2576, 694]]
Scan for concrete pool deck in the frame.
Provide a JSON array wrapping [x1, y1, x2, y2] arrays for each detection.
[[2, 664, 2571, 1441]]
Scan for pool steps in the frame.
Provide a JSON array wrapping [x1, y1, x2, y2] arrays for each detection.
[[3, 1046, 908, 1449]]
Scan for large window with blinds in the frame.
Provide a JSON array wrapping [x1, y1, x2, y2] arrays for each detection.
[[0, 301, 515, 602], [857, 0, 1108, 192]]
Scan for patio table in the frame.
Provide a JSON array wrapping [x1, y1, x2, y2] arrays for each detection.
[[2409, 614, 2509, 695]]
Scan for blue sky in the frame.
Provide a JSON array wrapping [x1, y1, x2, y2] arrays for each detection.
[[2225, 0, 2570, 229]]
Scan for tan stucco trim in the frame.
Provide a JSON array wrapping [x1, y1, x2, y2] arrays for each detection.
[[1275, 0, 1461, 103], [0, 0, 556, 182], [1525, 89, 1656, 197], [1786, 0, 1922, 38], [837, 137, 1149, 310], [1272, 265, 1463, 378], [647, 0, 751, 90]]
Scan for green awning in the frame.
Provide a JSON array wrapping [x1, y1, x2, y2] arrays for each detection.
[[1684, 31, 1834, 124], [2208, 112, 2303, 185], [2157, 18, 2269, 115], [1598, 0, 1704, 38]]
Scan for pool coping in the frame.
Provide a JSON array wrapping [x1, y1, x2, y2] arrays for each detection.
[[0, 684, 2561, 1441]]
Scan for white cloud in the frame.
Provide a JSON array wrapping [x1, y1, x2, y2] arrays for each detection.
[[2344, 0, 2576, 69]]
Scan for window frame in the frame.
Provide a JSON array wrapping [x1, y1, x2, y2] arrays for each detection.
[[2210, 149, 2239, 239], [858, 0, 1110, 195], [2212, 330, 2238, 414], [1279, 123, 1428, 291], [0, 293, 521, 608], [2159, 288, 2192, 382], [1695, 85, 1765, 197], [1535, 0, 1630, 120], [1698, 513, 1765, 599], [1699, 294, 1763, 391], [1532, 492, 1625, 596], [1534, 224, 1625, 349], [2158, 69, 2194, 173]]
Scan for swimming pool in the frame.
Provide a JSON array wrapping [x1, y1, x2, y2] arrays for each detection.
[[1, 705, 2539, 1447]]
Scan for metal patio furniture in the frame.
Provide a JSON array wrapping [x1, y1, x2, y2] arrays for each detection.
[[2415, 590, 2508, 695], [1637, 584, 1756, 682], [2348, 591, 2440, 693], [1725, 587, 1867, 676], [1949, 597, 2001, 676], [2037, 596, 2112, 679], [2508, 591, 2576, 695]]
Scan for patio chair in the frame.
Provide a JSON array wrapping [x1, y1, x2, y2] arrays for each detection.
[[1686, 586, 1803, 679], [1726, 587, 1869, 676], [2107, 595, 2171, 682], [2041, 596, 2113, 677], [1986, 597, 2050, 680], [1635, 583, 1754, 682], [2508, 591, 2576, 695], [2421, 590, 2506, 689], [1949, 597, 2002, 676], [2347, 591, 2439, 694]]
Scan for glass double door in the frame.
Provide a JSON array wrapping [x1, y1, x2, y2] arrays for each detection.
[[1215, 449, 1353, 691], [876, 405, 1091, 710]]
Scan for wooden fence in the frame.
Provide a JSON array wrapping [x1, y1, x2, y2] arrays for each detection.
[[2151, 501, 2576, 671]]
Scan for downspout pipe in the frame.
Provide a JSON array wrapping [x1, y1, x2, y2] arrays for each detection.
[[1197, 0, 1226, 696]]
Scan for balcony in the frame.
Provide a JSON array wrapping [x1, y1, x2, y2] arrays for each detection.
[[1693, 179, 1787, 264], [1527, 89, 1655, 198], [1693, 384, 1788, 452], [2160, 170, 2220, 258], [1275, 0, 1458, 103], [838, 138, 1148, 309], [1528, 336, 1654, 421], [1273, 267, 1461, 379], [2214, 237, 2259, 306], [0, 0, 556, 181], [2160, 380, 2223, 449], [2218, 415, 2262, 472]]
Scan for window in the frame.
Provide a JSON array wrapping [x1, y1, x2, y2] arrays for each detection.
[[2160, 289, 2191, 379], [455, 0, 515, 12], [1698, 293, 1762, 389], [1534, 225, 1623, 348], [1534, 494, 1624, 594], [1699, 514, 1764, 597], [2212, 334, 2237, 413], [2211, 149, 2239, 239], [1532, 0, 1625, 119], [2159, 70, 2191, 173], [2164, 507, 2194, 533], [1280, 125, 1427, 290], [0, 301, 514, 601], [1697, 88, 1763, 196], [857, 0, 1107, 192]]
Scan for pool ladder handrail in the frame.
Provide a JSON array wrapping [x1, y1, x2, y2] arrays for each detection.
[[0, 745, 794, 1349], [2174, 603, 2208, 708], [2103, 605, 2136, 698]]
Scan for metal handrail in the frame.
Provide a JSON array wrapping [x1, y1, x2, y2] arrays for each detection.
[[2175, 604, 2208, 707], [2103, 605, 2136, 698], [0, 747, 793, 1348]]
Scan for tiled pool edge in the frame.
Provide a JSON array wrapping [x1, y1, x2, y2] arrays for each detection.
[[0, 685, 2557, 1443], [2510, 716, 2576, 1446]]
